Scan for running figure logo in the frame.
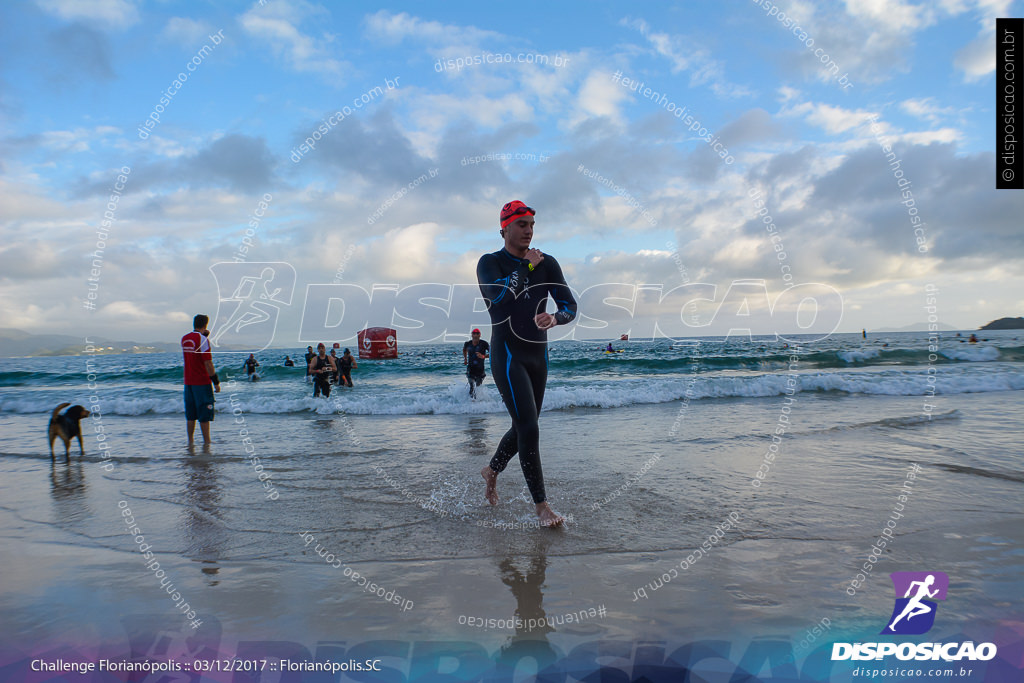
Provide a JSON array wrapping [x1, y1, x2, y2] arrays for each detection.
[[208, 262, 296, 352], [881, 571, 949, 635]]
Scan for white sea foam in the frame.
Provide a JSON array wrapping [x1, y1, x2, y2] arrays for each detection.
[[838, 348, 881, 363], [5, 368, 1022, 415], [941, 346, 1000, 362]]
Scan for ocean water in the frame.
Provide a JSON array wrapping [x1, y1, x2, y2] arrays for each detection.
[[1, 331, 1021, 421], [0, 331, 1022, 675]]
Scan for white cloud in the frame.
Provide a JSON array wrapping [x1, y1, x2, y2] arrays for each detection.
[[162, 17, 213, 45], [759, 0, 926, 85], [947, 1, 1015, 80], [787, 102, 877, 135], [900, 128, 962, 145], [240, 1, 344, 77], [364, 223, 441, 280], [0, 176, 84, 223], [36, 0, 139, 29], [573, 70, 630, 127], [842, 0, 928, 33], [621, 17, 753, 98], [777, 86, 802, 104], [955, 32, 995, 81], [113, 134, 193, 159], [406, 91, 535, 133], [0, 240, 61, 279], [712, 237, 765, 267], [96, 300, 165, 321], [33, 126, 121, 153], [899, 97, 957, 125], [363, 10, 498, 50]]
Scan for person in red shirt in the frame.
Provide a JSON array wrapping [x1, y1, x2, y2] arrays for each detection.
[[181, 314, 220, 446]]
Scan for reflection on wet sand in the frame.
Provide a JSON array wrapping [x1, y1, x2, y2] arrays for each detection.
[[49, 459, 89, 524], [182, 453, 224, 585], [495, 540, 562, 674]]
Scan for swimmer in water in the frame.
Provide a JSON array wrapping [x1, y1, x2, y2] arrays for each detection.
[[338, 348, 357, 387], [243, 353, 260, 379], [476, 201, 577, 528]]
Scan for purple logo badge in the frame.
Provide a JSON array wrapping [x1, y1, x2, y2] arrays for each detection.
[[881, 571, 949, 635]]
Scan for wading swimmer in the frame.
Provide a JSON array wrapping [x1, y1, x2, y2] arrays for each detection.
[[477, 201, 577, 527], [304, 345, 315, 382], [463, 328, 489, 398], [309, 343, 336, 398], [338, 348, 357, 387]]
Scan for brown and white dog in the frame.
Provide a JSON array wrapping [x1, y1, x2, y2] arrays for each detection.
[[48, 402, 91, 459]]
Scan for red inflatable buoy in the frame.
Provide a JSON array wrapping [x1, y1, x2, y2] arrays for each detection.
[[357, 327, 398, 359]]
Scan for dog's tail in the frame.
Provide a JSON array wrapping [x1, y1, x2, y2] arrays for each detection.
[[51, 402, 71, 420]]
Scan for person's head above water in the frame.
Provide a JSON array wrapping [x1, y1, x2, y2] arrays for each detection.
[[500, 200, 535, 255]]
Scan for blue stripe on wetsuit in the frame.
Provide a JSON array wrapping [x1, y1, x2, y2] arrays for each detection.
[[505, 340, 518, 417], [491, 277, 509, 304]]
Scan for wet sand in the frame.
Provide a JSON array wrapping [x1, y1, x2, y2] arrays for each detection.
[[1, 391, 1022, 679]]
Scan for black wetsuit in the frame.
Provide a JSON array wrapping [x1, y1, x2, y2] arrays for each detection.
[[245, 358, 259, 376], [338, 354, 354, 387], [477, 248, 577, 504], [463, 339, 490, 397], [304, 351, 315, 378], [312, 354, 333, 397]]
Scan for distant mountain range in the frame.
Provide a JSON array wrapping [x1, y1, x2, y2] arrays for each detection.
[[871, 321, 959, 333], [0, 328, 274, 357], [3, 318, 1021, 357], [0, 328, 179, 357]]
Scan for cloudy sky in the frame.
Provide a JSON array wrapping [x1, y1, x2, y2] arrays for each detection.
[[1, 0, 1021, 346]]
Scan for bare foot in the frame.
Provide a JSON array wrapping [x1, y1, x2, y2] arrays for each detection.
[[481, 466, 499, 505], [536, 502, 564, 528]]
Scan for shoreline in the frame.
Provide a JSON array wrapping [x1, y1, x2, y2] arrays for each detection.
[[1, 379, 1021, 682]]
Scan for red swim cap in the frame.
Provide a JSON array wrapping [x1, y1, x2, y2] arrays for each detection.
[[500, 200, 535, 228], [472, 328, 481, 334]]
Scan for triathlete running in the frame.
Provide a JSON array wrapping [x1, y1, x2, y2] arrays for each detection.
[[477, 201, 577, 527], [463, 328, 489, 398]]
